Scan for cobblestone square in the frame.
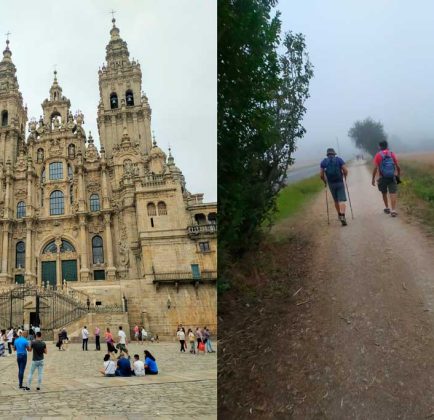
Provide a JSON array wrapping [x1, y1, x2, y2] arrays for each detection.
[[0, 341, 216, 419]]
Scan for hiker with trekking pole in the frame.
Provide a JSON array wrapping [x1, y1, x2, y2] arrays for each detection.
[[320, 148, 349, 226], [371, 140, 401, 217]]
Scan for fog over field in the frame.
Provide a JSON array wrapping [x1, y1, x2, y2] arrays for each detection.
[[281, 1, 434, 163]]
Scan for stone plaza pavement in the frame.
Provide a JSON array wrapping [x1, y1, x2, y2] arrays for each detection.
[[0, 341, 216, 419]]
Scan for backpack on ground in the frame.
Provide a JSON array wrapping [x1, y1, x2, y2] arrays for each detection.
[[380, 151, 395, 178], [325, 157, 343, 183]]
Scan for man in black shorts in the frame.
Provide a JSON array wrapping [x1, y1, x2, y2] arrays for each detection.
[[320, 148, 349, 226]]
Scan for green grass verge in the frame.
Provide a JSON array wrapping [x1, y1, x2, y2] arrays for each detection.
[[399, 161, 434, 232], [274, 176, 323, 222]]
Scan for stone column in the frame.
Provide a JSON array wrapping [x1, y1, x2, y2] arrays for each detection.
[[0, 221, 10, 281], [79, 215, 89, 281], [55, 238, 62, 289], [25, 219, 34, 284], [104, 213, 116, 281]]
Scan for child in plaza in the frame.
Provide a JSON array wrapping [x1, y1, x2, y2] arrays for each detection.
[[132, 354, 145, 376]]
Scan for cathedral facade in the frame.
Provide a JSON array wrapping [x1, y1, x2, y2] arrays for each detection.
[[0, 19, 217, 337]]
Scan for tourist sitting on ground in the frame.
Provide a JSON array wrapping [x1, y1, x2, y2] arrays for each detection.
[[131, 354, 145, 376], [144, 350, 158, 375], [115, 352, 132, 377], [60, 328, 68, 351], [100, 354, 116, 377]]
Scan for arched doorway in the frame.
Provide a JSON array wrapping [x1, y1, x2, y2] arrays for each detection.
[[40, 239, 78, 289]]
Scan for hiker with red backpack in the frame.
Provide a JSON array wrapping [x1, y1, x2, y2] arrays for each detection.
[[371, 140, 401, 217], [320, 148, 349, 226]]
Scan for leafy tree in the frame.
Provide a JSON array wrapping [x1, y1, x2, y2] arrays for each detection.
[[218, 0, 313, 276], [348, 118, 388, 156]]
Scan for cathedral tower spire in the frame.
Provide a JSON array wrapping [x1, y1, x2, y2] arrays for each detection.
[[0, 36, 27, 164], [97, 17, 152, 159]]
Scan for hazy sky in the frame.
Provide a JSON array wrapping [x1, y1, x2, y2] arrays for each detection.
[[0, 0, 216, 201], [280, 0, 434, 162]]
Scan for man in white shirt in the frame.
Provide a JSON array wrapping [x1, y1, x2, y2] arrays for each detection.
[[117, 326, 127, 353], [177, 328, 186, 352], [81, 326, 89, 351], [132, 354, 145, 376], [6, 328, 14, 355]]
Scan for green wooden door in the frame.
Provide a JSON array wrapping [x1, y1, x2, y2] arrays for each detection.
[[62, 260, 77, 282], [191, 264, 201, 280], [42, 261, 56, 288]]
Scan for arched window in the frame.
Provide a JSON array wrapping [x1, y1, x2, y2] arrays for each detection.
[[41, 168, 46, 183], [49, 162, 63, 180], [1, 110, 8, 127], [157, 201, 167, 216], [92, 236, 104, 264], [37, 148, 44, 163], [16, 201, 26, 218], [60, 240, 75, 252], [125, 90, 134, 106], [194, 213, 207, 225], [43, 239, 75, 254], [70, 185, 74, 204], [42, 241, 57, 254], [208, 212, 217, 224], [90, 194, 100, 212], [50, 190, 64, 215], [147, 203, 156, 216], [68, 144, 75, 159], [110, 92, 118, 109], [16, 241, 25, 268]]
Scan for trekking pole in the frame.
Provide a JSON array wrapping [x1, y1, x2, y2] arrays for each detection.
[[324, 184, 330, 225], [344, 178, 354, 219]]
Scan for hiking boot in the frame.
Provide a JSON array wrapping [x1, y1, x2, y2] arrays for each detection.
[[384, 208, 391, 214], [391, 211, 398, 217]]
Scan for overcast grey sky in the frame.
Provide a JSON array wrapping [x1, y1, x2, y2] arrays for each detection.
[[280, 0, 434, 162], [0, 0, 216, 201]]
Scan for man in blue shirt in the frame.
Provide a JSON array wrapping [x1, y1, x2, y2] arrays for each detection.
[[115, 353, 132, 377], [320, 148, 349, 226], [13, 331, 30, 389]]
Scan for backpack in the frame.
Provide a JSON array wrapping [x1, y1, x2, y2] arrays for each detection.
[[379, 151, 395, 178], [324, 157, 343, 183]]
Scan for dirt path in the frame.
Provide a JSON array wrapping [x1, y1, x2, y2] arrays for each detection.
[[219, 161, 434, 419], [288, 161, 434, 418]]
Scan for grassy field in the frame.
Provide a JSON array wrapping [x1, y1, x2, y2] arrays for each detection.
[[399, 156, 434, 232], [274, 176, 323, 222]]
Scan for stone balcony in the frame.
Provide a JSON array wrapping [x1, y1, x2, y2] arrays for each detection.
[[153, 270, 217, 291], [187, 223, 217, 238]]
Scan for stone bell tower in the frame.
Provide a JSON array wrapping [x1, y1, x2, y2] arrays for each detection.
[[0, 38, 27, 165], [97, 18, 153, 159]]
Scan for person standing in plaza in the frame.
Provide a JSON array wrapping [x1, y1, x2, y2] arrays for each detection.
[[133, 324, 139, 342], [81, 326, 89, 351], [0, 329, 6, 357], [187, 328, 196, 354], [6, 327, 13, 355], [141, 326, 148, 344], [204, 327, 215, 353], [195, 327, 204, 353], [24, 331, 47, 391], [94, 326, 101, 351], [117, 325, 127, 353], [13, 330, 30, 389], [177, 327, 186, 352]]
